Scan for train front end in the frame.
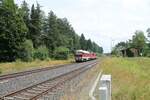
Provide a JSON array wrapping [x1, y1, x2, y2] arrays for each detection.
[[75, 50, 92, 62]]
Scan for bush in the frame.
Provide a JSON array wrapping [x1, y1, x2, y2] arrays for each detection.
[[18, 40, 34, 62], [54, 47, 69, 60], [33, 46, 49, 60]]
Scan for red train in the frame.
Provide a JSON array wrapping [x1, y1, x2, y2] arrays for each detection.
[[75, 50, 96, 62]]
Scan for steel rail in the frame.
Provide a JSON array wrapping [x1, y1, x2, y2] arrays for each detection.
[[31, 62, 97, 100], [1, 61, 97, 100], [0, 63, 73, 81]]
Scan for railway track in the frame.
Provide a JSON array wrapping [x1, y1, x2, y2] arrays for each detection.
[[0, 61, 97, 100], [0, 63, 73, 81]]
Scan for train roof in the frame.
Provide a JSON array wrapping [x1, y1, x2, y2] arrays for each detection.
[[76, 50, 90, 54]]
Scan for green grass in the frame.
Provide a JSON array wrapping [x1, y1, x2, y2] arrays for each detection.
[[100, 57, 150, 100], [0, 59, 73, 75]]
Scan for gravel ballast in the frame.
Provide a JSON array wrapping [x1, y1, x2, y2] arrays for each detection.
[[0, 60, 97, 97]]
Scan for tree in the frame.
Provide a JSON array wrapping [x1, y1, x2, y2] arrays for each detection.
[[147, 28, 150, 39], [91, 42, 103, 53], [45, 11, 61, 56], [56, 18, 71, 47], [132, 30, 146, 55], [0, 0, 28, 61], [111, 42, 127, 56], [20, 0, 30, 38], [86, 39, 92, 51], [80, 34, 87, 50], [115, 42, 127, 49], [29, 3, 42, 48], [73, 34, 80, 50], [98, 47, 103, 53]]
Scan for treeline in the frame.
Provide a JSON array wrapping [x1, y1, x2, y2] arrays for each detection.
[[112, 29, 150, 57], [0, 0, 103, 62]]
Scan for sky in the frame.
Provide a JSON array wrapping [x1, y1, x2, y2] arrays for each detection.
[[15, 0, 150, 53]]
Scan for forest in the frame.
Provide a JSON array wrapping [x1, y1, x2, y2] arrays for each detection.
[[0, 0, 103, 62]]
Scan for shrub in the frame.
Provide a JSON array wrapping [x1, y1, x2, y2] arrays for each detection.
[[68, 53, 74, 59], [33, 46, 49, 60], [18, 40, 34, 62], [54, 47, 69, 60]]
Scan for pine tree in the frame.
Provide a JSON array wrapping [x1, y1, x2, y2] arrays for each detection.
[[29, 3, 42, 48], [46, 11, 60, 56], [20, 0, 30, 38], [0, 0, 28, 61], [87, 39, 92, 51], [80, 34, 87, 50], [56, 18, 69, 47], [73, 34, 80, 50], [56, 18, 78, 51]]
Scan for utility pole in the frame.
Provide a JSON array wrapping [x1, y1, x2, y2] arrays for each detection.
[[110, 38, 115, 51]]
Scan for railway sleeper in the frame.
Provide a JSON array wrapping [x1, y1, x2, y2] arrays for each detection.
[[37, 85, 50, 89], [4, 97, 14, 100], [13, 96, 29, 100], [44, 83, 58, 87], [31, 87, 46, 91], [26, 90, 41, 94], [35, 87, 48, 91], [19, 92, 35, 97], [40, 84, 53, 88], [14, 94, 31, 100]]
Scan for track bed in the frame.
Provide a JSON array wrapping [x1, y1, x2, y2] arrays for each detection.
[[0, 60, 97, 99]]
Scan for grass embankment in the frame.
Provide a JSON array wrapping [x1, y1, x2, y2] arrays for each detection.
[[100, 57, 150, 100], [0, 59, 73, 75]]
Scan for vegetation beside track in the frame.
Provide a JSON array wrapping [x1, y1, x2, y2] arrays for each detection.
[[0, 59, 73, 75], [100, 57, 150, 100]]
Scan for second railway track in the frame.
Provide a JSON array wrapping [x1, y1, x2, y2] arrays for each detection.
[[0, 63, 73, 81], [0, 60, 97, 100]]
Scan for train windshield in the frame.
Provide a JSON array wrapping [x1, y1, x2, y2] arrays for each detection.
[[75, 54, 82, 57]]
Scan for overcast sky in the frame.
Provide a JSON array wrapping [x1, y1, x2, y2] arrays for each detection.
[[15, 0, 150, 53]]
